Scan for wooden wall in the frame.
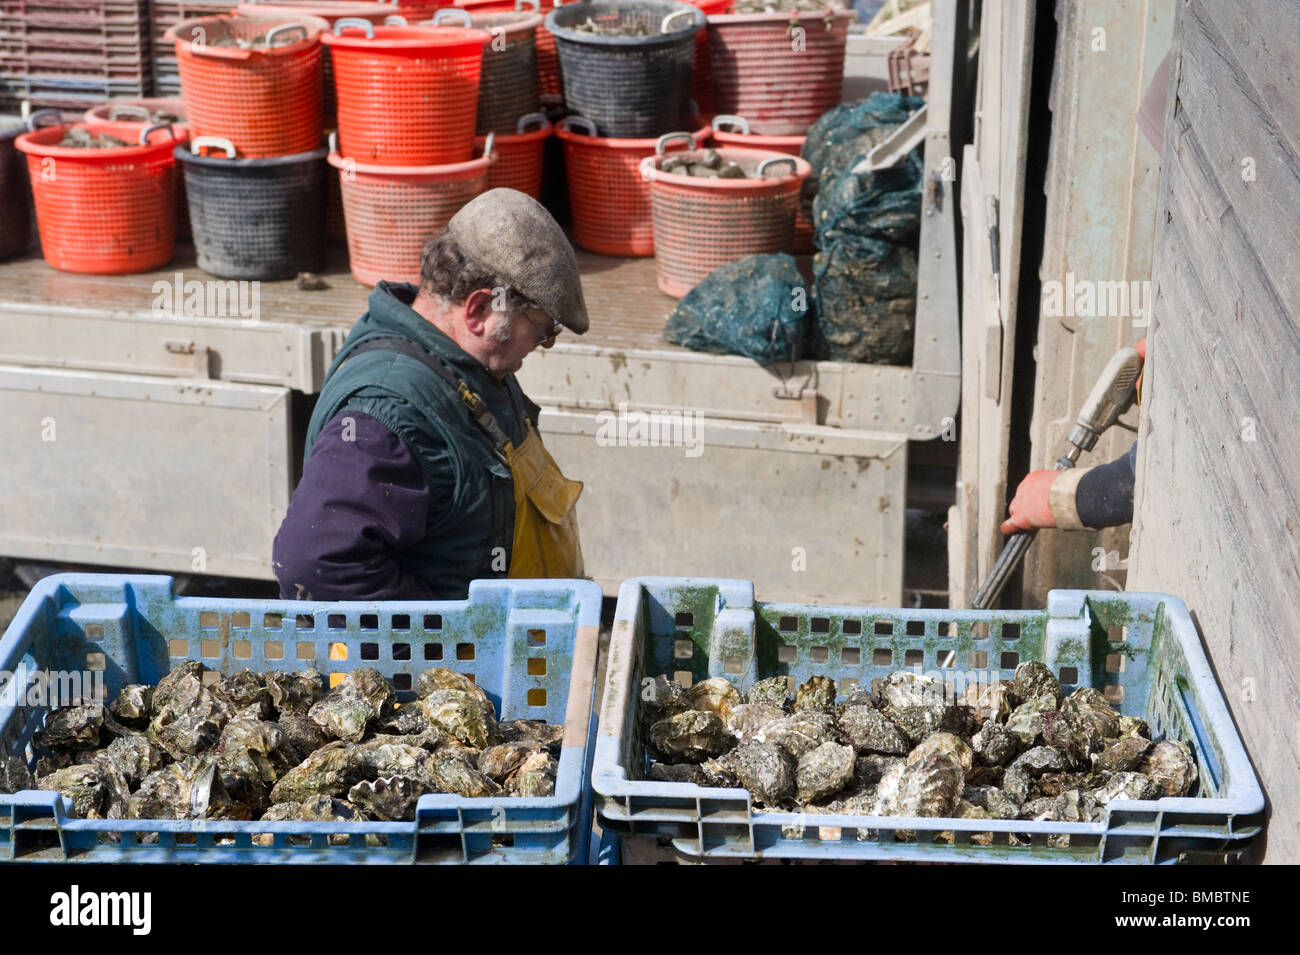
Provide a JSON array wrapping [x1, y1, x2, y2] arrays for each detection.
[[1129, 0, 1300, 862]]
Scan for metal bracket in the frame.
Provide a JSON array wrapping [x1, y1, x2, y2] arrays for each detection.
[[771, 370, 820, 424], [164, 340, 213, 379]]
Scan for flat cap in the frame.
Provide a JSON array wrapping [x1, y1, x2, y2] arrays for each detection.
[[446, 188, 589, 334]]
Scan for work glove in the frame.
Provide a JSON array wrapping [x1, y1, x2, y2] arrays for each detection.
[[1000, 469, 1058, 534]]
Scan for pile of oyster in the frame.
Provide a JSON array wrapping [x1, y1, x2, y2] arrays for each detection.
[[661, 149, 748, 179], [0, 664, 562, 830], [642, 663, 1198, 835]]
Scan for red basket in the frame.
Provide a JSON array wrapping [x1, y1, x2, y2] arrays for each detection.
[[707, 9, 854, 135], [328, 133, 493, 285], [642, 144, 809, 297], [709, 113, 812, 253], [475, 112, 549, 199], [16, 120, 187, 274], [687, 0, 729, 115], [167, 13, 329, 158], [555, 117, 710, 257], [83, 98, 192, 240], [323, 19, 491, 165]]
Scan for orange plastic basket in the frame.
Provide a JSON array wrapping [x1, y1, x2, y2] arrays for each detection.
[[709, 113, 812, 253], [707, 9, 854, 135], [83, 100, 193, 241], [475, 112, 549, 199], [16, 121, 187, 275], [167, 14, 330, 158], [328, 132, 494, 286], [323, 19, 491, 165], [687, 0, 730, 115], [642, 143, 809, 297], [555, 116, 710, 257]]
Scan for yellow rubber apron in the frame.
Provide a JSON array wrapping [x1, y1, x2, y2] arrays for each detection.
[[504, 419, 584, 578]]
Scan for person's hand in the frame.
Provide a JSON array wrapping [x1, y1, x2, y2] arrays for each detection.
[[1133, 337, 1147, 360], [1001, 469, 1058, 534]]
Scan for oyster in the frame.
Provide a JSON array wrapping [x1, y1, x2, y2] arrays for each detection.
[[1060, 687, 1120, 740], [219, 670, 274, 720], [972, 722, 1021, 766], [254, 796, 367, 845], [308, 668, 395, 743], [726, 703, 786, 741], [0, 755, 34, 793], [1039, 710, 1095, 768], [965, 764, 1004, 787], [1012, 661, 1060, 706], [953, 799, 995, 845], [348, 776, 425, 820], [98, 735, 168, 786], [428, 751, 501, 798], [374, 704, 432, 737], [698, 757, 740, 788], [723, 741, 795, 807], [355, 741, 429, 781], [264, 669, 324, 715], [1091, 771, 1163, 804], [1019, 796, 1059, 821], [884, 703, 947, 745], [744, 676, 791, 710], [907, 732, 972, 773], [794, 675, 837, 712], [511, 750, 557, 798], [896, 752, 964, 818], [640, 675, 690, 725], [869, 757, 908, 814], [276, 712, 331, 759], [1092, 736, 1151, 773], [416, 667, 488, 704], [879, 671, 942, 711], [648, 762, 705, 784], [964, 680, 1013, 722], [92, 751, 133, 819], [187, 757, 254, 820], [648, 710, 732, 762], [1009, 745, 1068, 776], [1139, 740, 1198, 797], [854, 754, 905, 788], [34, 703, 106, 750], [216, 719, 298, 788], [34, 753, 75, 776], [755, 711, 838, 758], [1004, 695, 1056, 746], [109, 685, 153, 726], [37, 764, 105, 818], [477, 741, 539, 783], [962, 785, 1019, 820], [419, 689, 498, 749], [127, 756, 211, 819], [794, 742, 855, 803], [685, 677, 741, 720], [497, 719, 564, 754], [270, 741, 361, 803], [836, 705, 910, 756], [1117, 715, 1150, 739], [148, 662, 234, 757], [1001, 766, 1031, 804]]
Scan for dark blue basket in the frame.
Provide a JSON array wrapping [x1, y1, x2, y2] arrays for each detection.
[[0, 573, 602, 864]]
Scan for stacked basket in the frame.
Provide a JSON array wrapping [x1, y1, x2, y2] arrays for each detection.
[[166, 11, 331, 278]]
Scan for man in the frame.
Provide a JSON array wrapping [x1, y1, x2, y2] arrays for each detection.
[[272, 188, 588, 601]]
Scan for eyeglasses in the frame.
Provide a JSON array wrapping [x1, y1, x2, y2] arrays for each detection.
[[522, 309, 562, 346]]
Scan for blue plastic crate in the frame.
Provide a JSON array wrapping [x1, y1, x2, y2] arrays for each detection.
[[0, 573, 602, 864], [593, 578, 1265, 864]]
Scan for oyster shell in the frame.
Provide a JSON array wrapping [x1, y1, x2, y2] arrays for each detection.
[[276, 712, 332, 760], [1012, 661, 1060, 706], [1001, 766, 1031, 804], [497, 719, 564, 754], [963, 679, 1013, 722], [1004, 695, 1056, 746], [218, 670, 274, 720], [419, 689, 498, 749], [698, 756, 740, 788], [1092, 736, 1151, 773], [428, 751, 501, 797], [640, 675, 690, 725], [884, 703, 947, 745], [744, 676, 791, 709], [972, 722, 1021, 766], [264, 669, 324, 715], [648, 762, 705, 784], [1009, 745, 1068, 776], [961, 785, 1019, 820], [91, 750, 133, 819], [0, 755, 34, 793], [1117, 715, 1150, 739], [1091, 771, 1163, 804], [685, 677, 741, 720], [896, 752, 964, 818], [374, 704, 432, 737], [794, 675, 837, 713], [868, 757, 908, 814], [1138, 740, 1198, 797], [37, 763, 105, 818], [34, 703, 106, 751], [726, 703, 786, 741], [308, 668, 395, 743], [148, 663, 234, 757], [348, 776, 425, 820], [109, 685, 153, 726], [723, 741, 795, 807], [854, 754, 905, 788], [416, 667, 489, 704], [477, 741, 539, 783], [254, 796, 367, 845], [1060, 687, 1120, 740], [879, 671, 943, 711], [755, 711, 837, 758], [908, 732, 972, 773], [34, 753, 75, 776], [836, 705, 910, 755], [355, 740, 429, 781], [216, 718, 298, 788], [794, 741, 855, 803], [270, 741, 361, 803], [511, 750, 557, 798], [98, 735, 168, 786], [1039, 710, 1095, 769], [187, 756, 254, 820], [965, 764, 1004, 787], [127, 756, 216, 819], [648, 710, 732, 762]]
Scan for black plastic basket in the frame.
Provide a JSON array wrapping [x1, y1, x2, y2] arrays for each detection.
[[545, 0, 702, 138], [176, 136, 328, 279], [0, 110, 60, 261]]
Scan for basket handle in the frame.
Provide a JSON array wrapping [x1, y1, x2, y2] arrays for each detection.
[[108, 104, 151, 122], [191, 135, 236, 158], [660, 8, 694, 33], [758, 156, 797, 178], [26, 108, 62, 130], [385, 14, 408, 25], [516, 111, 550, 134], [266, 22, 309, 47], [711, 114, 750, 134], [432, 8, 472, 26], [333, 17, 375, 36], [329, 130, 339, 153], [655, 131, 696, 155], [516, 0, 540, 10], [558, 115, 597, 137], [481, 131, 496, 159], [139, 122, 174, 146]]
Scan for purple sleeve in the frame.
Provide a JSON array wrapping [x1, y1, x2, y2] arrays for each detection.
[[273, 411, 434, 601]]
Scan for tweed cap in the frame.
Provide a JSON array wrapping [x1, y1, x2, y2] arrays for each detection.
[[445, 188, 589, 333]]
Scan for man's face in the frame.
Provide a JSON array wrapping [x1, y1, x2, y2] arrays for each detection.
[[482, 305, 560, 377]]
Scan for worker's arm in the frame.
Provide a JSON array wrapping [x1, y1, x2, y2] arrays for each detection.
[[1001, 441, 1138, 533], [272, 411, 435, 601]]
